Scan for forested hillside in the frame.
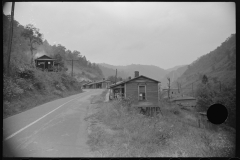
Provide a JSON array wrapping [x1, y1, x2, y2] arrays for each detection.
[[171, 34, 236, 128], [98, 64, 129, 79], [3, 14, 103, 81], [172, 34, 236, 94], [3, 13, 103, 118]]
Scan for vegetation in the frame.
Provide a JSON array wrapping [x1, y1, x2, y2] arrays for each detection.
[[172, 34, 236, 96], [195, 75, 236, 129], [85, 96, 235, 157], [21, 24, 43, 64], [3, 13, 103, 118]]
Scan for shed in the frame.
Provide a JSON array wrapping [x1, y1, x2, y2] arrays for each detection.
[[162, 88, 181, 99], [82, 81, 92, 89], [84, 79, 112, 89], [35, 55, 59, 72], [109, 71, 160, 105]]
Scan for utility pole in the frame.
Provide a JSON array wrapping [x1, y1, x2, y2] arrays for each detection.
[[167, 77, 170, 99], [192, 82, 194, 97], [66, 59, 79, 77], [115, 69, 117, 84], [6, 2, 15, 76]]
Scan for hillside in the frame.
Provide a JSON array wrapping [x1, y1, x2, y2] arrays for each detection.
[[36, 40, 104, 81], [3, 13, 102, 118], [99, 63, 168, 80], [3, 13, 103, 82], [172, 34, 236, 95], [160, 65, 188, 88]]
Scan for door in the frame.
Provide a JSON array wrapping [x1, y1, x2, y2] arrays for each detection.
[[139, 86, 146, 101]]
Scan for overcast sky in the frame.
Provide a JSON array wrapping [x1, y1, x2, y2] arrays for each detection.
[[3, 2, 235, 69]]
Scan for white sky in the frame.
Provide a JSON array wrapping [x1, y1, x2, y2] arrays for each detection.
[[3, 2, 235, 69]]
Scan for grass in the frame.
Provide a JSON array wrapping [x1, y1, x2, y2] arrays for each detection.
[[85, 97, 236, 157], [3, 89, 82, 119]]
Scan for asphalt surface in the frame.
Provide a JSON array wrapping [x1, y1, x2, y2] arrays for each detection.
[[3, 89, 105, 157]]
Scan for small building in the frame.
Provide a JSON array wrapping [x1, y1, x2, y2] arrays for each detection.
[[170, 96, 197, 107], [161, 88, 181, 99], [35, 55, 59, 72], [84, 79, 112, 89], [82, 81, 92, 89], [109, 71, 160, 105]]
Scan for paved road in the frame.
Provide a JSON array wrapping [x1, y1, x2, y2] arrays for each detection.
[[3, 89, 105, 157]]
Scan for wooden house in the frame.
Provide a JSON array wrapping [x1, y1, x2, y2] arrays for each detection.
[[35, 55, 59, 72], [109, 71, 160, 105]]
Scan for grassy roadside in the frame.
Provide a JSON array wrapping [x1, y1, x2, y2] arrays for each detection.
[[3, 89, 83, 119], [85, 98, 235, 157]]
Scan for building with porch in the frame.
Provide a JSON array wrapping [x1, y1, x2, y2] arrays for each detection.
[[109, 71, 160, 105], [35, 55, 59, 72]]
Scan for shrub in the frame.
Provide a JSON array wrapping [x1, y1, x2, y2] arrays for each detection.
[[53, 90, 63, 96], [195, 80, 236, 128], [3, 74, 24, 100]]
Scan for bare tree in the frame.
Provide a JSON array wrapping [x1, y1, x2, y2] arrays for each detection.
[[6, 2, 15, 75], [167, 77, 171, 99]]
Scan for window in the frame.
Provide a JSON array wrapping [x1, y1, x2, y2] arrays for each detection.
[[139, 86, 146, 101]]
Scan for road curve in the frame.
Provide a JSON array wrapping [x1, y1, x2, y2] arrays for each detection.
[[3, 89, 105, 157]]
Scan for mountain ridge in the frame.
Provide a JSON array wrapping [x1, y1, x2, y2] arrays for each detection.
[[98, 63, 168, 81]]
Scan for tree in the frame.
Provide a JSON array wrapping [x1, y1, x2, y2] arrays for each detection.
[[5, 2, 15, 75], [21, 24, 43, 65], [202, 74, 208, 84]]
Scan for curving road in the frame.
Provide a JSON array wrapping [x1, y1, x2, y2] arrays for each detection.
[[3, 89, 105, 157]]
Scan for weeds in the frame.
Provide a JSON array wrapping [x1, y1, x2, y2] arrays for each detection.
[[86, 96, 235, 157]]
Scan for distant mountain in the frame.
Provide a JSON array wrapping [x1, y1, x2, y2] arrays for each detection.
[[99, 63, 168, 81], [160, 65, 188, 88], [172, 34, 236, 95], [98, 64, 129, 79], [166, 65, 187, 72]]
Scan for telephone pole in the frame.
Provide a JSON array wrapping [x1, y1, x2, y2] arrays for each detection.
[[66, 59, 79, 77], [6, 2, 15, 75]]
